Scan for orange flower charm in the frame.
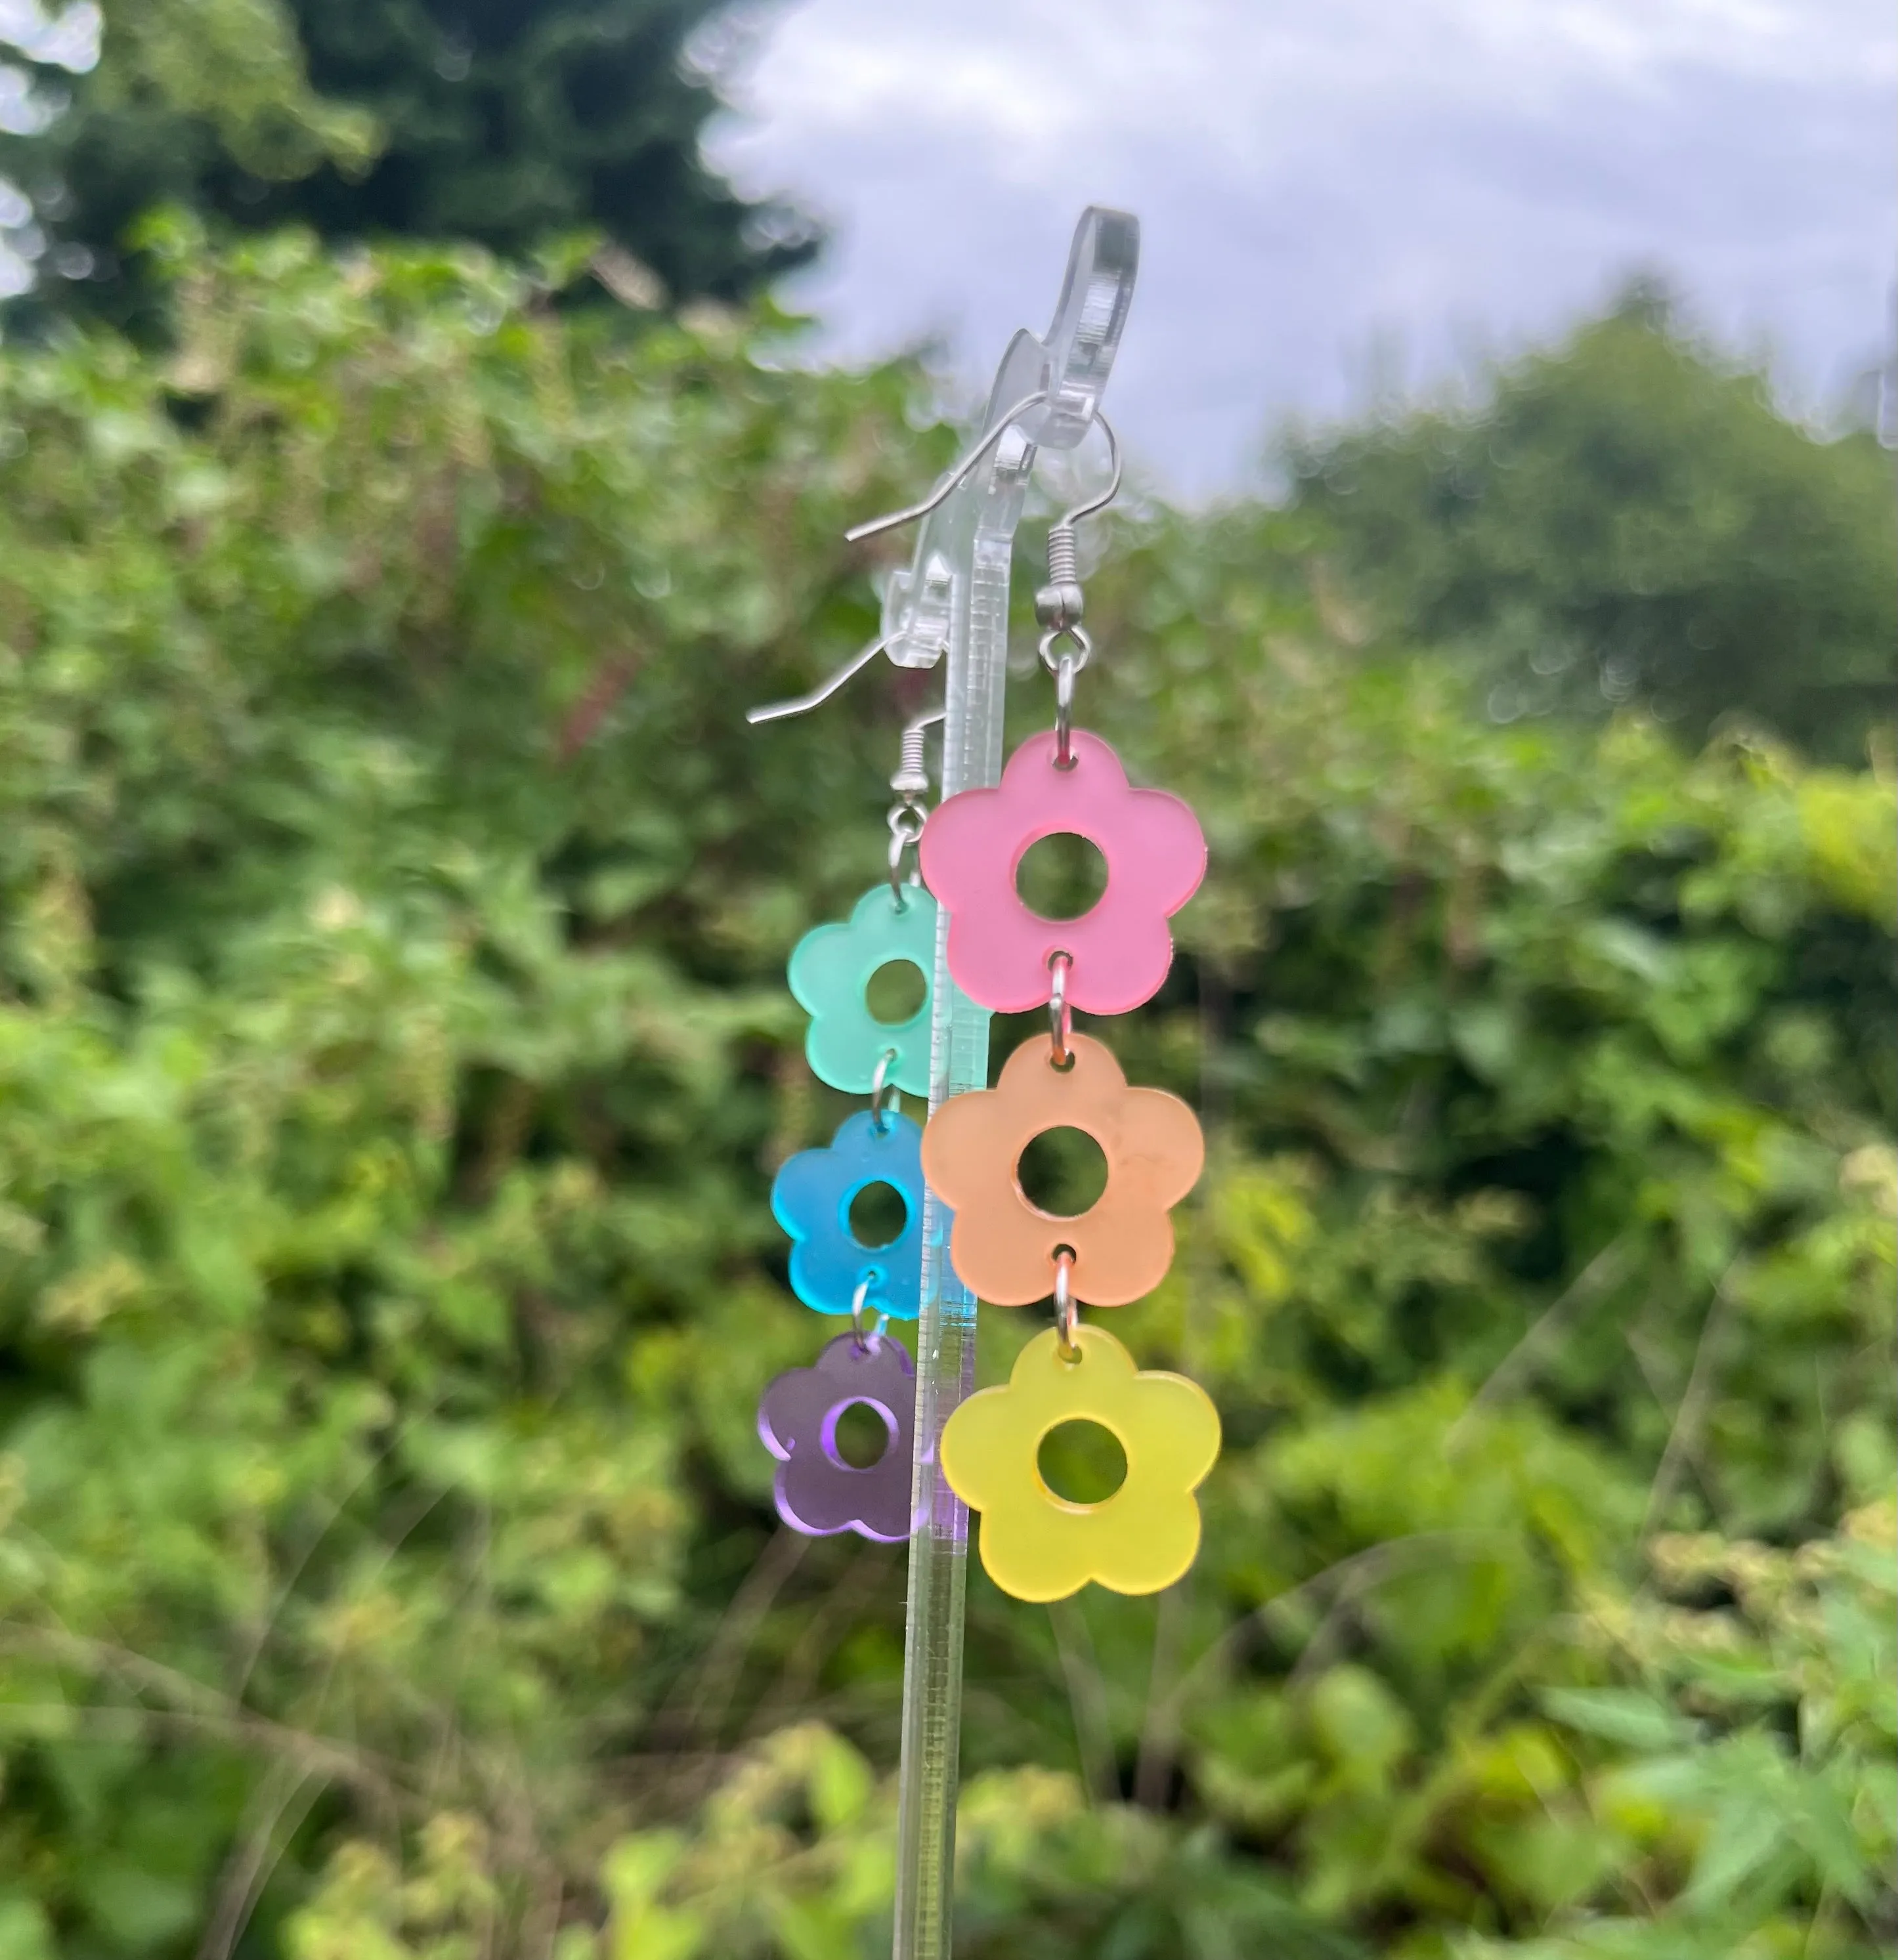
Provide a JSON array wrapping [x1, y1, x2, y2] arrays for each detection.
[[919, 1033, 1203, 1306]]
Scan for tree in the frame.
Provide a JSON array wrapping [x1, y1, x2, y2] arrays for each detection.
[[1287, 286, 1897, 763], [0, 0, 816, 333]]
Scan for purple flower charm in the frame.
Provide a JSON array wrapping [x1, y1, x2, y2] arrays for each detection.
[[758, 1333, 917, 1542]]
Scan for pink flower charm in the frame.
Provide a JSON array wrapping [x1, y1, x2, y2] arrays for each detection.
[[918, 729, 1206, 1014]]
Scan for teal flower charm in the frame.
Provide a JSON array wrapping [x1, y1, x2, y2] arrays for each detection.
[[787, 884, 938, 1096]]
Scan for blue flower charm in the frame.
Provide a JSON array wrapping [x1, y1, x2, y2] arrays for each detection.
[[787, 885, 938, 1096], [771, 1109, 934, 1319]]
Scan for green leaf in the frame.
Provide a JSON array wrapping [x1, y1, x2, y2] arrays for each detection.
[[0, 1895, 56, 1960], [1539, 1688, 1698, 1753]]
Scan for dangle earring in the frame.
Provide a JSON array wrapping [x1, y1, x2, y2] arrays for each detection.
[[921, 433, 1222, 1602], [756, 709, 947, 1543]]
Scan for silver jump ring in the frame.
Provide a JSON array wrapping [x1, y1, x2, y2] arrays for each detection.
[[1052, 1249, 1080, 1361], [851, 1275, 890, 1352], [888, 804, 927, 906], [869, 1046, 901, 1130], [1053, 653, 1077, 769], [1047, 951, 1073, 1067], [1038, 621, 1093, 677]]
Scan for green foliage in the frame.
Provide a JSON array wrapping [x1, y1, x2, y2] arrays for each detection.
[[0, 0, 813, 334], [1286, 287, 1897, 761], [0, 234, 1891, 1957]]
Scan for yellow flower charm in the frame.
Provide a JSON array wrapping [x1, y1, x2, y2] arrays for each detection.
[[940, 1325, 1220, 1602]]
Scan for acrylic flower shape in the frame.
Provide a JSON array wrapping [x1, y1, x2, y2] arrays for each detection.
[[787, 884, 937, 1096], [759, 1332, 915, 1541], [771, 1109, 930, 1319], [917, 728, 1205, 1015], [920, 1033, 1202, 1307], [941, 1324, 1220, 1600]]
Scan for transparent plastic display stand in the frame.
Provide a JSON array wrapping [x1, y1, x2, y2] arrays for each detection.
[[881, 207, 1138, 1960]]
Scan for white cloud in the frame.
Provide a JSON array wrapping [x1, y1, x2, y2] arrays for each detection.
[[0, 0, 99, 72], [711, 0, 1898, 492]]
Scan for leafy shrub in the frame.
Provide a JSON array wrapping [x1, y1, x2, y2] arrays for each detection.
[[0, 230, 1890, 1956], [1284, 290, 1897, 759]]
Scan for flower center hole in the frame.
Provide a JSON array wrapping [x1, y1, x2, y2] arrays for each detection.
[[1037, 1419, 1127, 1506], [865, 958, 926, 1025], [848, 1181, 909, 1249], [1016, 1128, 1108, 1218], [1015, 832, 1108, 922], [829, 1399, 894, 1470]]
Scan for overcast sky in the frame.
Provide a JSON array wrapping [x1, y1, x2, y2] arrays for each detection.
[[708, 0, 1897, 494]]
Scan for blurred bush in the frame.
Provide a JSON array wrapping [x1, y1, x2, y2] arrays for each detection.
[[1286, 284, 1896, 762], [0, 230, 1890, 1957]]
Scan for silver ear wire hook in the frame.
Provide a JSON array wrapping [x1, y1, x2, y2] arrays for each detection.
[[895, 706, 944, 775], [750, 386, 1068, 723], [1057, 410, 1123, 532], [746, 634, 894, 725], [888, 705, 945, 905], [844, 390, 1050, 544], [1036, 410, 1118, 765], [1037, 410, 1120, 635]]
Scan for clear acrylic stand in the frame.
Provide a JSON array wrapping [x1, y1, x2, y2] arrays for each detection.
[[887, 207, 1138, 1960]]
